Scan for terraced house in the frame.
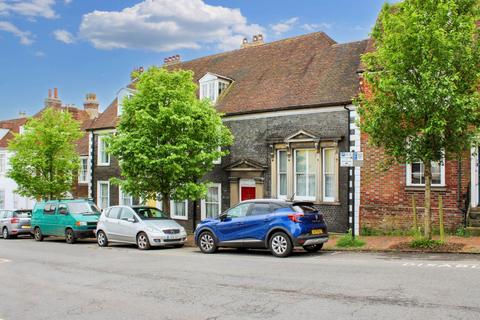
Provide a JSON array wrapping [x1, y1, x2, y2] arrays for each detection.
[[84, 32, 368, 233]]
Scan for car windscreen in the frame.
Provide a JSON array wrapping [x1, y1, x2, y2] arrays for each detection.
[[67, 202, 101, 215], [133, 207, 168, 220], [292, 205, 318, 213], [13, 211, 31, 218]]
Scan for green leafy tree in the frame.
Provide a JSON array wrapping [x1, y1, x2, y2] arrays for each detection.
[[8, 107, 84, 200], [357, 0, 480, 239], [109, 67, 233, 213]]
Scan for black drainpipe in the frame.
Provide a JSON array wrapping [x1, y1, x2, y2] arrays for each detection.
[[457, 158, 468, 228], [90, 130, 95, 201]]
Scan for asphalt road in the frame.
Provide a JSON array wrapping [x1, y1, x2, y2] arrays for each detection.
[[1, 238, 480, 320]]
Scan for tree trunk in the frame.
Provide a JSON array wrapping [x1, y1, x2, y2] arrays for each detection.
[[424, 161, 432, 240], [162, 194, 171, 214]]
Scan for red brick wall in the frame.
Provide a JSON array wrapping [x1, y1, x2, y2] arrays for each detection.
[[360, 132, 470, 233]]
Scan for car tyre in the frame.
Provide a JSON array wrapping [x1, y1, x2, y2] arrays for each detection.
[[198, 231, 217, 254], [2, 227, 10, 240], [303, 243, 323, 253], [137, 232, 151, 250], [65, 229, 76, 244], [97, 230, 108, 247], [34, 227, 44, 241], [269, 232, 293, 258]]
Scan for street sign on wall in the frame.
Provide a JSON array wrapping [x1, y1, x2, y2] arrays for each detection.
[[340, 152, 364, 167]]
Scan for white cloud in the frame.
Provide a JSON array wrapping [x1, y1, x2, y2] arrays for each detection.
[[78, 0, 264, 52], [34, 50, 45, 56], [0, 21, 33, 44], [64, 0, 72, 4], [270, 17, 298, 35], [302, 22, 332, 32], [0, 0, 57, 19], [53, 29, 74, 43]]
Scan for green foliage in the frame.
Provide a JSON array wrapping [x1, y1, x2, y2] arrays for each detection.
[[454, 227, 471, 237], [410, 238, 444, 249], [357, 0, 480, 239], [108, 67, 233, 207], [8, 107, 83, 200], [336, 231, 366, 248]]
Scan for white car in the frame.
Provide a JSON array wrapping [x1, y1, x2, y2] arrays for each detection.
[[95, 205, 187, 250]]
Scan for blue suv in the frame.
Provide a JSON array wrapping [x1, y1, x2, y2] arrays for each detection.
[[194, 199, 329, 257]]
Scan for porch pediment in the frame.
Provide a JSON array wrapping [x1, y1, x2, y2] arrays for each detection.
[[224, 159, 267, 172], [285, 129, 319, 143]]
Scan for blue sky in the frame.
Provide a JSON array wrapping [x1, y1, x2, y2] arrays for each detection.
[[0, 0, 390, 120]]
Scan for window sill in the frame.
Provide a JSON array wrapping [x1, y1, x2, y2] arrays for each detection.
[[97, 163, 111, 167], [78, 182, 88, 185], [405, 185, 447, 192], [315, 201, 341, 206]]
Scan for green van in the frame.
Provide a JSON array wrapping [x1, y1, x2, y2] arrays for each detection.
[[31, 199, 101, 244]]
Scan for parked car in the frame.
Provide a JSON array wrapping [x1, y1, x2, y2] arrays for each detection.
[[95, 205, 188, 250], [0, 209, 32, 239], [194, 199, 329, 257], [31, 199, 100, 244]]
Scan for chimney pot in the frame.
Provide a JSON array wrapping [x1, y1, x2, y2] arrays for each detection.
[[48, 89, 52, 98], [54, 88, 58, 99], [253, 35, 258, 42]]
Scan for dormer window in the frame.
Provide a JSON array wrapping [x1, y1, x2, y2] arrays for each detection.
[[199, 73, 232, 103], [117, 87, 134, 116]]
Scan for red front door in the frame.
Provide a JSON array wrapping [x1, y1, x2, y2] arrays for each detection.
[[241, 186, 256, 201]]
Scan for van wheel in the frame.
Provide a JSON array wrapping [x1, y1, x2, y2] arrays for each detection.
[[303, 243, 323, 253], [2, 227, 9, 240], [34, 227, 44, 241], [97, 231, 108, 247], [65, 229, 76, 244], [269, 232, 293, 258], [137, 232, 151, 250], [198, 231, 217, 254]]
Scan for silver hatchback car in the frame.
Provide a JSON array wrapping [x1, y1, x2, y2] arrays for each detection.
[[95, 206, 187, 250], [0, 209, 32, 239]]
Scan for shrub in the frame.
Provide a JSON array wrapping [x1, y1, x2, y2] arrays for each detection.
[[336, 231, 366, 248], [410, 238, 443, 249]]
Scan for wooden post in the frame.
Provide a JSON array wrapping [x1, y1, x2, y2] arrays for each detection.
[[412, 195, 418, 233], [439, 195, 445, 243]]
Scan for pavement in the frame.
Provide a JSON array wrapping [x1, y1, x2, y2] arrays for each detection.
[[1, 238, 480, 320]]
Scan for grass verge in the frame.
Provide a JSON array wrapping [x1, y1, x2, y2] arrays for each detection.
[[336, 233, 366, 248]]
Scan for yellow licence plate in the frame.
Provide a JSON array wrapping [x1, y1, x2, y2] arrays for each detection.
[[22, 226, 31, 229], [311, 229, 323, 235]]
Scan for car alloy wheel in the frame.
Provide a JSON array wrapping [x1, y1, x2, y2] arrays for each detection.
[[65, 229, 76, 244], [199, 232, 217, 254], [137, 232, 151, 250], [97, 231, 108, 247], [2, 228, 8, 240], [34, 228, 43, 241], [269, 232, 293, 258]]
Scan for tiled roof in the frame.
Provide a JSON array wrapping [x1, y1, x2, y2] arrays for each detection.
[[0, 117, 28, 148], [170, 32, 369, 115], [87, 32, 369, 129]]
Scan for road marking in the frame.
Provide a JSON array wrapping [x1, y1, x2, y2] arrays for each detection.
[[0, 258, 11, 264], [402, 262, 479, 269]]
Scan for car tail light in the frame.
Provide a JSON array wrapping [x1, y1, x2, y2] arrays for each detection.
[[288, 213, 304, 223], [10, 218, 19, 224]]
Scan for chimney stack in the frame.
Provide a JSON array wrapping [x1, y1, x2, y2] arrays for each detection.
[[19, 111, 27, 118], [44, 87, 62, 108], [130, 66, 145, 81], [241, 34, 264, 49], [163, 55, 181, 66], [83, 93, 99, 119]]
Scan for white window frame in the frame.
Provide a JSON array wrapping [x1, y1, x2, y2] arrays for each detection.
[[0, 152, 5, 175], [199, 73, 230, 103], [294, 149, 317, 201], [277, 150, 288, 199], [213, 146, 222, 165], [170, 200, 188, 220], [322, 148, 335, 202], [406, 161, 445, 187], [78, 156, 88, 184], [117, 87, 134, 117], [97, 181, 110, 209], [97, 135, 110, 166], [201, 183, 222, 220], [118, 186, 133, 206]]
